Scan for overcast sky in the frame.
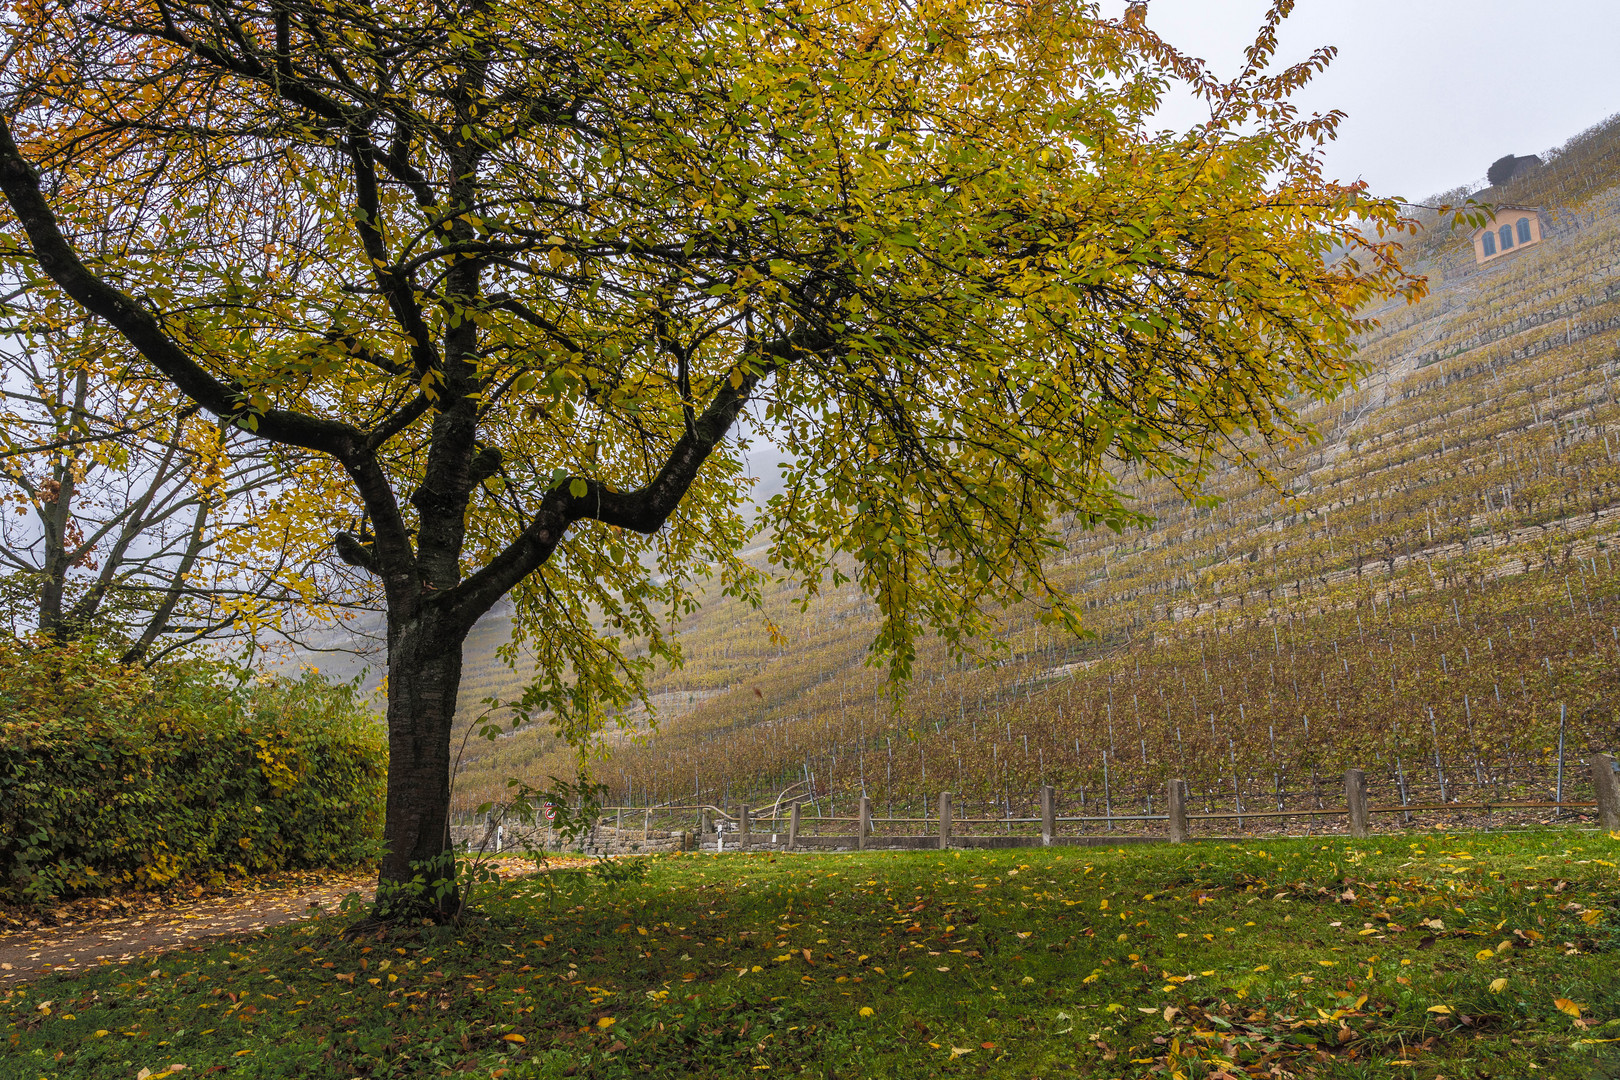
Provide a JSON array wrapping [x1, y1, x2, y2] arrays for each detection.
[[1096, 0, 1620, 201]]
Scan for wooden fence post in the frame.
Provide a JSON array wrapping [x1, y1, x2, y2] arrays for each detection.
[[1593, 753, 1620, 830], [1168, 779, 1188, 843], [788, 802, 800, 850], [1345, 769, 1369, 839], [938, 791, 953, 850], [858, 796, 872, 851], [643, 807, 652, 842], [699, 808, 710, 840], [1040, 785, 1055, 846], [738, 805, 750, 852]]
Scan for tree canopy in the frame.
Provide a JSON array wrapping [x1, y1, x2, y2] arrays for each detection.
[[0, 0, 1420, 912]]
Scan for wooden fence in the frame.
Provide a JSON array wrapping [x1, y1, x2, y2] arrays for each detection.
[[585, 753, 1620, 852]]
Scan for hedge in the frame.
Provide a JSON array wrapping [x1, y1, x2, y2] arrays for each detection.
[[0, 641, 386, 905]]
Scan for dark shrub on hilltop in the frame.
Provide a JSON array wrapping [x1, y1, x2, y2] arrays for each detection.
[[0, 641, 385, 906]]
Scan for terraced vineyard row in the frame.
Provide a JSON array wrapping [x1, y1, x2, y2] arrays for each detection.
[[446, 116, 1620, 827]]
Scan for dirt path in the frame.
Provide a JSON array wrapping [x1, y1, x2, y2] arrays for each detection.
[[0, 875, 374, 984], [0, 855, 556, 984]]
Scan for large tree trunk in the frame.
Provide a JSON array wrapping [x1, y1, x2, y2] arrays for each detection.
[[376, 611, 466, 919]]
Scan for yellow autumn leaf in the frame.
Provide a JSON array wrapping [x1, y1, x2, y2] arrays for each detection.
[[1475, 949, 1495, 961], [949, 1046, 973, 1058], [597, 1017, 617, 1029], [502, 1033, 526, 1044], [1489, 978, 1509, 993], [1427, 1005, 1452, 1014], [859, 1007, 874, 1017], [1554, 998, 1583, 1018]]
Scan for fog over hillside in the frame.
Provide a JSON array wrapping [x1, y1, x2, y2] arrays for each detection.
[[292, 116, 1620, 826]]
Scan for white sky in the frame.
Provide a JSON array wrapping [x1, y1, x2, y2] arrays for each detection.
[[1097, 0, 1620, 201]]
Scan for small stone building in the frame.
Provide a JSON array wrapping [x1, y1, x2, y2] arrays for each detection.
[[1471, 205, 1544, 265]]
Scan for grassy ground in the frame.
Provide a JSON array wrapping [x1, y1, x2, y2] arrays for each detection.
[[3, 831, 1616, 1080]]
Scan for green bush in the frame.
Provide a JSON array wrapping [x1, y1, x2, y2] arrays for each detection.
[[0, 640, 386, 905]]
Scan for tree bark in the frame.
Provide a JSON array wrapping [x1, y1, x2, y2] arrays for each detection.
[[376, 611, 466, 918]]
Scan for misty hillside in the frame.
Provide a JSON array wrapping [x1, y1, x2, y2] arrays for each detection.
[[381, 115, 1620, 819]]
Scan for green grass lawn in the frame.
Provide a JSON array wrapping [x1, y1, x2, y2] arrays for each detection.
[[4, 831, 1617, 1079]]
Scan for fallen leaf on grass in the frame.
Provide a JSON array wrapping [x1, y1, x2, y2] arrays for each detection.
[[1554, 998, 1583, 1018], [1427, 1005, 1452, 1015], [1489, 978, 1509, 993], [949, 1047, 973, 1058], [502, 1033, 526, 1044]]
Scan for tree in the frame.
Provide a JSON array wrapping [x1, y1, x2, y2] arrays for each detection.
[[0, 320, 356, 660], [0, 0, 1420, 916]]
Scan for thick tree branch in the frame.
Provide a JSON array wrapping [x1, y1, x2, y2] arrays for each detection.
[[0, 117, 360, 457], [443, 328, 826, 630], [346, 136, 442, 379]]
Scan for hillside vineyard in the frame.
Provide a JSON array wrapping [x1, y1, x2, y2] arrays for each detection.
[[448, 119, 1620, 828]]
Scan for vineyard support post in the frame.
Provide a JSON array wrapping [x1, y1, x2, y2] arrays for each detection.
[[1555, 704, 1567, 818], [1593, 753, 1620, 830], [858, 796, 871, 851], [700, 808, 711, 839], [643, 808, 651, 842], [1168, 779, 1189, 843], [788, 802, 800, 850], [938, 791, 953, 850], [1040, 785, 1055, 846], [737, 805, 750, 851], [1345, 769, 1369, 839], [1102, 752, 1114, 831]]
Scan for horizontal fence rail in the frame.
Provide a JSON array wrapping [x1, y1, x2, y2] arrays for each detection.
[[571, 754, 1620, 852], [453, 756, 1619, 854]]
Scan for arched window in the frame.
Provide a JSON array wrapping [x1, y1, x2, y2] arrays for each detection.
[[1500, 224, 1515, 250], [1518, 217, 1533, 244], [1482, 230, 1496, 256]]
